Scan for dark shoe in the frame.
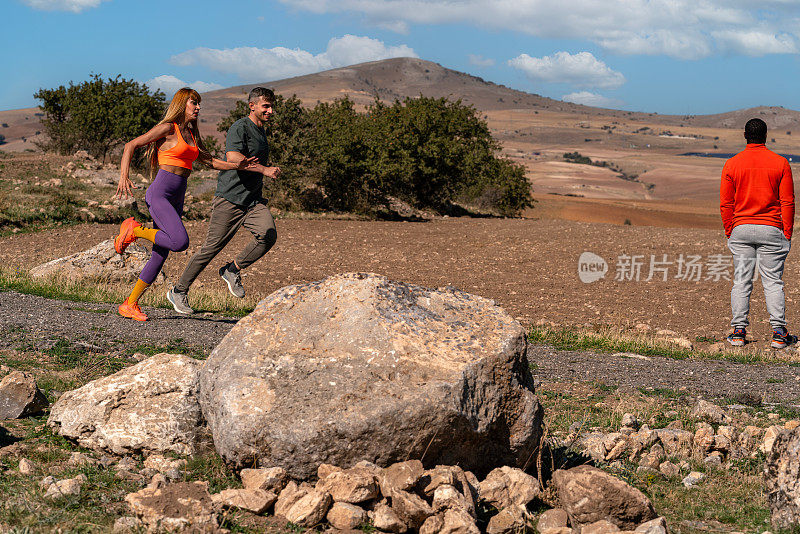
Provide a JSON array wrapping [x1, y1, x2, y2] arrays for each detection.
[[772, 326, 796, 349], [727, 327, 746, 346], [167, 288, 193, 315], [220, 263, 245, 298]]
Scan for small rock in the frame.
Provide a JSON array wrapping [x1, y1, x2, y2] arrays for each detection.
[[693, 423, 715, 455], [659, 461, 680, 478], [478, 466, 540, 509], [0, 371, 49, 419], [213, 488, 277, 514], [39, 475, 55, 489], [317, 463, 342, 479], [327, 502, 368, 530], [581, 519, 621, 534], [635, 517, 668, 534], [621, 413, 639, 430], [381, 460, 425, 494], [316, 466, 380, 503], [390, 488, 435, 529], [537, 508, 569, 532], [421, 508, 480, 534], [44, 475, 86, 499], [67, 451, 97, 467], [241, 466, 288, 492], [487, 504, 532, 534], [113, 516, 142, 533], [682, 471, 706, 488], [432, 484, 474, 515], [690, 399, 730, 424], [768, 413, 780, 420], [372, 502, 407, 533], [552, 465, 657, 529], [274, 481, 332, 527], [785, 420, 800, 431], [18, 458, 35, 475], [762, 426, 786, 455], [704, 451, 723, 468]]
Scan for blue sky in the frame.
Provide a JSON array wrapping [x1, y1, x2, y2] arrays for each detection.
[[4, 0, 800, 115]]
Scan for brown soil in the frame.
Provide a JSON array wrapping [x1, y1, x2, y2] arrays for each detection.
[[2, 216, 799, 346]]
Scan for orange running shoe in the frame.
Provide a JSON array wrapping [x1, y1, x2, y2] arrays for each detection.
[[114, 217, 141, 254], [118, 300, 148, 321]]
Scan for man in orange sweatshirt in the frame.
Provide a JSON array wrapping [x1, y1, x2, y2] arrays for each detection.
[[721, 118, 795, 348]]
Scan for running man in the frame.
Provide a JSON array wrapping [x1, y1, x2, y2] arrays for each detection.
[[721, 118, 795, 348], [167, 87, 280, 313], [114, 87, 258, 321]]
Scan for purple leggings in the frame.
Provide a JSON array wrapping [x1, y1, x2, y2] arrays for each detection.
[[139, 169, 190, 284]]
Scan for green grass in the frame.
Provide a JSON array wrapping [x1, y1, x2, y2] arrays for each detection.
[[528, 325, 795, 365], [0, 266, 255, 318]]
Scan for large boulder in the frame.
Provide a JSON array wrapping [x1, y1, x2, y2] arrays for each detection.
[[48, 354, 209, 455], [765, 426, 800, 527], [30, 239, 166, 285], [199, 273, 543, 480], [0, 371, 49, 420], [552, 465, 657, 529]]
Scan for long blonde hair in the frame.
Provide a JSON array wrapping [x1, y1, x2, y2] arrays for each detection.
[[146, 87, 212, 178]]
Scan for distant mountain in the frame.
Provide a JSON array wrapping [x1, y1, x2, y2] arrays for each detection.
[[3, 57, 800, 151]]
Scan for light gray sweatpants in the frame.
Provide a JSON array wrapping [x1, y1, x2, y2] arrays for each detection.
[[728, 223, 791, 329]]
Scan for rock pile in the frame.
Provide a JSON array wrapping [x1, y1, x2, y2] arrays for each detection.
[[111, 459, 670, 533], [569, 399, 785, 479], [30, 238, 166, 285], [200, 272, 543, 479]]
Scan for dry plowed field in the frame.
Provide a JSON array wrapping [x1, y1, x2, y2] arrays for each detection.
[[3, 216, 798, 345]]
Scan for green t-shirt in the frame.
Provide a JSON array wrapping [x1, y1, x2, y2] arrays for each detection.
[[216, 117, 269, 207]]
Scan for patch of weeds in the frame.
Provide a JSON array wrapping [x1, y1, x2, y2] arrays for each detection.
[[767, 377, 786, 384], [529, 326, 782, 365], [184, 453, 241, 494], [772, 404, 800, 420], [358, 520, 378, 533], [637, 386, 687, 399], [127, 338, 209, 360]]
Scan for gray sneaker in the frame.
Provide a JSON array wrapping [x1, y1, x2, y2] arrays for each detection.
[[167, 288, 193, 315], [220, 264, 245, 298]]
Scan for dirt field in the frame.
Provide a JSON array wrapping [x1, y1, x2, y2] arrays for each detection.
[[3, 214, 799, 347]]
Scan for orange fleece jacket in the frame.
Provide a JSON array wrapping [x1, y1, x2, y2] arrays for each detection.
[[720, 143, 795, 239]]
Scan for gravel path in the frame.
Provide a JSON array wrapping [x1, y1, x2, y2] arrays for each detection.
[[2, 290, 798, 406], [0, 291, 236, 356]]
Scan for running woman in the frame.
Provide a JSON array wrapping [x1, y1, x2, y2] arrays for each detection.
[[113, 87, 258, 321]]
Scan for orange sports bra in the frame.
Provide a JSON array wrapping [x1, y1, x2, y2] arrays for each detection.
[[157, 123, 199, 169]]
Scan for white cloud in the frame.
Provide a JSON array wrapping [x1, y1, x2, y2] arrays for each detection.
[[712, 30, 797, 55], [509, 52, 625, 89], [170, 35, 417, 81], [23, 0, 107, 12], [562, 91, 623, 108], [276, 0, 800, 59], [468, 54, 495, 67], [146, 75, 224, 97]]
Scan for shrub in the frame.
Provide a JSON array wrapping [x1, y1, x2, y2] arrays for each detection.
[[34, 74, 165, 161], [0, 134, 5, 146], [217, 94, 532, 217]]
